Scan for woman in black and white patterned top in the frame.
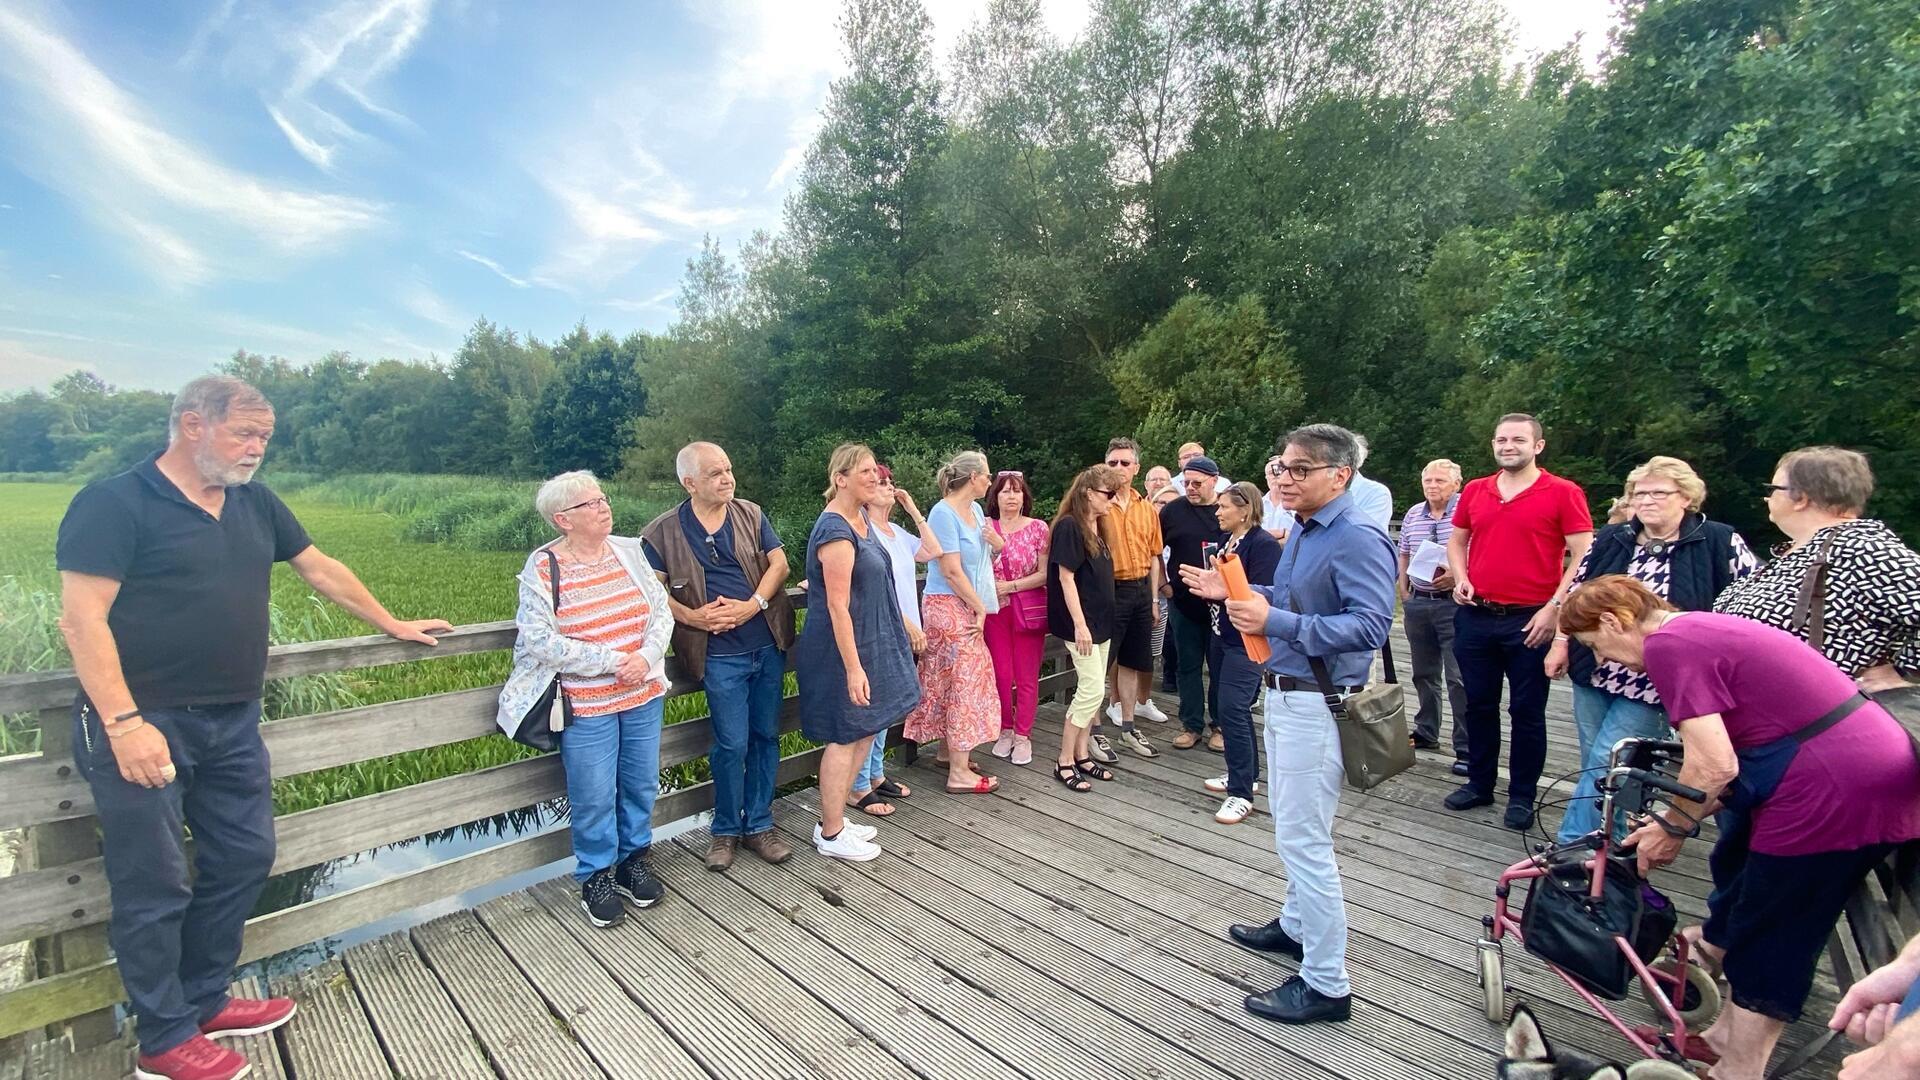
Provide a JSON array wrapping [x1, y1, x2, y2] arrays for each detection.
[[1713, 447, 1920, 727]]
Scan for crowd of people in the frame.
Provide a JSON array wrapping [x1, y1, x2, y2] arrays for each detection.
[[48, 375, 1920, 1080]]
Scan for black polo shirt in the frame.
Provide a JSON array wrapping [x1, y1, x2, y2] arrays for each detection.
[[55, 454, 312, 708], [1159, 496, 1226, 623]]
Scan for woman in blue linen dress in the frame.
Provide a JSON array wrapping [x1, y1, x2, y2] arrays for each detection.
[[796, 443, 921, 860]]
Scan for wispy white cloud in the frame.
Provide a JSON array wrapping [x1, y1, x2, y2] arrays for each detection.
[[456, 249, 530, 288], [267, 103, 336, 169], [400, 275, 466, 332], [603, 287, 678, 315], [0, 6, 383, 286], [253, 0, 435, 168]]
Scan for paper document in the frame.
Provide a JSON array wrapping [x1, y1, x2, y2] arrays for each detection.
[[1409, 539, 1449, 585]]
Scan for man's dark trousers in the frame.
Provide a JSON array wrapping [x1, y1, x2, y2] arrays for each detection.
[[74, 699, 275, 1055], [1405, 594, 1470, 758], [1170, 604, 1216, 735], [1452, 604, 1551, 806]]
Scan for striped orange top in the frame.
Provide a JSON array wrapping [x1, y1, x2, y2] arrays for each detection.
[[1101, 487, 1163, 581], [544, 550, 667, 716]]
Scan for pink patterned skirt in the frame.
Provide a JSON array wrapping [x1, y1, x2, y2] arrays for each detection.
[[902, 594, 1001, 753]]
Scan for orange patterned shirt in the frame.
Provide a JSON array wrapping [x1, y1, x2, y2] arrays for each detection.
[[543, 550, 666, 716], [1101, 488, 1163, 581]]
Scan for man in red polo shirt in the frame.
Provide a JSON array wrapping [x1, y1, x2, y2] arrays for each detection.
[[1442, 413, 1593, 830]]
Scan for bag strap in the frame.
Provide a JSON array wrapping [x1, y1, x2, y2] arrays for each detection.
[[1287, 591, 1350, 718], [1788, 690, 1869, 745], [545, 547, 563, 611], [1791, 530, 1840, 653]]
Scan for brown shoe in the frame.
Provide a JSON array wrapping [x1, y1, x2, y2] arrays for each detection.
[[1172, 730, 1202, 750], [740, 829, 793, 865], [1207, 730, 1225, 752], [705, 834, 738, 871]]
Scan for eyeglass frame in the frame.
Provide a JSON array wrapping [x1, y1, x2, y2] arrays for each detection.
[[559, 495, 611, 514], [1629, 488, 1682, 503], [1270, 461, 1345, 482]]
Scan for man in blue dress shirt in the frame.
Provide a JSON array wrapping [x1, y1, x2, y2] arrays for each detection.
[[1182, 423, 1397, 1024]]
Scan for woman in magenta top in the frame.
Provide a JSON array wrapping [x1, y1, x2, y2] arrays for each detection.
[[1561, 576, 1920, 1080], [984, 471, 1049, 766]]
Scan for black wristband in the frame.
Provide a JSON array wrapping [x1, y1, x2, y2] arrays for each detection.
[[113, 708, 143, 723]]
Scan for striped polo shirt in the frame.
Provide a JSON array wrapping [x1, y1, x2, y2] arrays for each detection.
[[543, 550, 666, 716], [1101, 488, 1163, 581]]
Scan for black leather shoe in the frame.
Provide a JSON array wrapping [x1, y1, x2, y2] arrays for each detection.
[[1411, 735, 1441, 750], [1228, 919, 1304, 960], [1443, 784, 1494, 811], [1244, 975, 1351, 1024], [1451, 759, 1471, 776], [1503, 802, 1536, 831]]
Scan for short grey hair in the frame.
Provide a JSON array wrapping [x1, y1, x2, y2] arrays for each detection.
[[1423, 458, 1463, 485], [1778, 446, 1874, 514], [1281, 424, 1361, 472], [169, 375, 271, 442], [1352, 434, 1370, 469], [535, 470, 602, 527], [676, 441, 722, 483]]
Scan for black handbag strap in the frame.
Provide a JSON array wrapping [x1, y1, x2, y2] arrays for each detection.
[[545, 547, 563, 611]]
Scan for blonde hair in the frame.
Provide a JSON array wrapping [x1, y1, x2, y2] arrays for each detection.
[[938, 450, 990, 493], [1626, 455, 1707, 509], [822, 442, 876, 499]]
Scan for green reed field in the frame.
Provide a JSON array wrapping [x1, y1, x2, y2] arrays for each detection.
[[0, 475, 806, 814]]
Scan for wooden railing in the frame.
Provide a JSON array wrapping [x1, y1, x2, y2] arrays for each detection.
[[0, 588, 1072, 1044]]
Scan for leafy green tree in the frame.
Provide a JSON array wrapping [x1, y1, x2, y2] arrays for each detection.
[[532, 326, 650, 478]]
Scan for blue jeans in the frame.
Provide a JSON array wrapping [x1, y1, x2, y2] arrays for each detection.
[[1556, 684, 1669, 844], [73, 698, 275, 1055], [559, 696, 664, 880], [1264, 689, 1350, 998], [854, 729, 888, 794], [703, 645, 784, 837], [1454, 604, 1552, 805], [1209, 637, 1263, 799]]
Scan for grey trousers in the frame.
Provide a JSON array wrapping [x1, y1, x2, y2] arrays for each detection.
[[1403, 595, 1469, 756]]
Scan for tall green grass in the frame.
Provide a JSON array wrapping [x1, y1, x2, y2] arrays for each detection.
[[267, 472, 683, 552]]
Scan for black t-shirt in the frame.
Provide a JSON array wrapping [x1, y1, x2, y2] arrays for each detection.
[[1047, 518, 1116, 643], [55, 454, 313, 708], [1159, 497, 1227, 623]]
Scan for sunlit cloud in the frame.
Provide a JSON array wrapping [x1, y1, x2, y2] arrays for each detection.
[[456, 249, 530, 289]]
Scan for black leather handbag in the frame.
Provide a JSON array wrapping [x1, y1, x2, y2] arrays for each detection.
[[508, 548, 572, 752], [1521, 852, 1676, 1000]]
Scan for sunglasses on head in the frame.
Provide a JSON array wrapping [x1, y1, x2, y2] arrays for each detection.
[[996, 470, 1023, 478]]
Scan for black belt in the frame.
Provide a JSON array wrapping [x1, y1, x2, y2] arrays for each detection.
[[1469, 599, 1543, 617], [1408, 587, 1450, 600], [1263, 672, 1363, 694]]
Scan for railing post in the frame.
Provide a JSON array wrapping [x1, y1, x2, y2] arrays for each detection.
[[28, 704, 115, 1048]]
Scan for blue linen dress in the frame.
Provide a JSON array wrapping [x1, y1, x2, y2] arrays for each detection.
[[796, 510, 921, 744]]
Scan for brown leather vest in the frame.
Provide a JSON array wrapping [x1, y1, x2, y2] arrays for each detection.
[[640, 498, 795, 682]]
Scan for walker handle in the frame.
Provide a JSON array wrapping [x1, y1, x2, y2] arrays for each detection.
[[1624, 768, 1707, 804]]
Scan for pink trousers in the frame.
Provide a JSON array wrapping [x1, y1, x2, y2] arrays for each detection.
[[983, 608, 1046, 736]]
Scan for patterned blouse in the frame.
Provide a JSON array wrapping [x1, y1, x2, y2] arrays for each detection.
[[542, 549, 667, 716], [991, 517, 1049, 584], [1713, 519, 1920, 677], [1571, 532, 1759, 704]]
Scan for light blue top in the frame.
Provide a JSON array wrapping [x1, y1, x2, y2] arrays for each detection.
[[924, 500, 997, 611], [1348, 473, 1395, 532]]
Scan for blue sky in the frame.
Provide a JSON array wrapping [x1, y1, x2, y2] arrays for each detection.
[[0, 0, 1613, 394]]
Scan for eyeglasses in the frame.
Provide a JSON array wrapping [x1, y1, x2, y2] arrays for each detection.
[[1271, 462, 1342, 481], [1760, 483, 1791, 496], [1630, 489, 1681, 502], [560, 495, 610, 513], [1105, 458, 1135, 468]]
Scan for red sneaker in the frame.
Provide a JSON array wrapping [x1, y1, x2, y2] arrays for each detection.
[[200, 996, 297, 1039], [135, 1034, 251, 1080]]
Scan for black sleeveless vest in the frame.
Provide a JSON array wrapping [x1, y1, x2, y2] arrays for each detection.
[[1568, 512, 1739, 688]]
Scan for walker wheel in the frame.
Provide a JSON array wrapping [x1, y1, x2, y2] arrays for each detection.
[[1639, 958, 1722, 1029], [1477, 940, 1506, 1024]]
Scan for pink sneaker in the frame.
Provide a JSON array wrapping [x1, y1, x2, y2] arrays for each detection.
[[990, 730, 1016, 758], [135, 1034, 251, 1080], [1010, 735, 1033, 765], [200, 996, 297, 1039]]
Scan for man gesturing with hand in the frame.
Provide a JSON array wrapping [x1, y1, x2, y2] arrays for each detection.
[[56, 376, 449, 1080]]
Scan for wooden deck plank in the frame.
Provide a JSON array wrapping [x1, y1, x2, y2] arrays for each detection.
[[342, 932, 496, 1080], [269, 957, 395, 1080], [653, 838, 1031, 1080], [410, 910, 608, 1080], [524, 877, 834, 1080], [22, 1038, 131, 1080], [470, 892, 709, 1080], [221, 975, 289, 1080], [681, 817, 1211, 1080]]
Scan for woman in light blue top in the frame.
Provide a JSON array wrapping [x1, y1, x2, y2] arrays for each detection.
[[903, 451, 1007, 793]]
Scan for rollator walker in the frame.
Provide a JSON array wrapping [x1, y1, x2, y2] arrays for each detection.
[[1477, 736, 1723, 1066]]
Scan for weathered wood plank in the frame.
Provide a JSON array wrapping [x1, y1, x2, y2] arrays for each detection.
[[470, 893, 709, 1080], [22, 1036, 132, 1080], [268, 957, 394, 1080], [343, 933, 495, 1080], [526, 878, 831, 1080], [222, 974, 290, 1080], [411, 910, 608, 1080]]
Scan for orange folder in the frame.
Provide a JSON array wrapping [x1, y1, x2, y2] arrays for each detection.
[[1215, 553, 1273, 663]]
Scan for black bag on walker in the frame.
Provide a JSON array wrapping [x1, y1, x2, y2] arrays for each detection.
[[1520, 853, 1676, 1000]]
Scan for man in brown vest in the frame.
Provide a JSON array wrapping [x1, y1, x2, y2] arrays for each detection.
[[641, 442, 797, 870]]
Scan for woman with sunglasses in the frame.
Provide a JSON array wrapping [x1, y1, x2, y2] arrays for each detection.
[[985, 470, 1050, 766], [1543, 456, 1758, 844], [1048, 465, 1124, 791]]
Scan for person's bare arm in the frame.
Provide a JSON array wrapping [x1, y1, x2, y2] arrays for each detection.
[[1448, 524, 1474, 603], [1523, 531, 1594, 647], [289, 547, 450, 644], [711, 544, 791, 634], [57, 571, 171, 788], [1057, 570, 1093, 656], [1396, 550, 1411, 602], [1621, 713, 1738, 874]]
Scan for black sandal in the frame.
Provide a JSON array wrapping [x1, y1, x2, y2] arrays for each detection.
[[849, 789, 895, 816], [1053, 764, 1093, 792], [1074, 758, 1115, 782], [873, 777, 911, 799]]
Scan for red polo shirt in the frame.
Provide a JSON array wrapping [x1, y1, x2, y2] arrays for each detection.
[[1452, 469, 1592, 606]]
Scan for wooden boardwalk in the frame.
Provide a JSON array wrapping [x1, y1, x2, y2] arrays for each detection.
[[20, 666, 1852, 1079]]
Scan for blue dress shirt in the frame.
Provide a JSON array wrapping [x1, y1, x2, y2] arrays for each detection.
[[1251, 490, 1398, 685]]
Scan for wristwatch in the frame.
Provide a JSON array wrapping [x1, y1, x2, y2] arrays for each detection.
[[753, 592, 769, 612]]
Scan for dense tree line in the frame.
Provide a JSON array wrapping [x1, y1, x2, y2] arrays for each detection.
[[2, 0, 1914, 540]]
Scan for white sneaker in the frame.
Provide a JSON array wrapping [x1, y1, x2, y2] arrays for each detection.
[[1105, 702, 1123, 725], [1136, 699, 1170, 723], [1215, 796, 1254, 824], [991, 730, 1016, 758], [1117, 727, 1158, 758], [1087, 734, 1119, 764], [1203, 776, 1263, 794], [815, 822, 877, 843], [814, 825, 881, 861], [1010, 735, 1033, 765]]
